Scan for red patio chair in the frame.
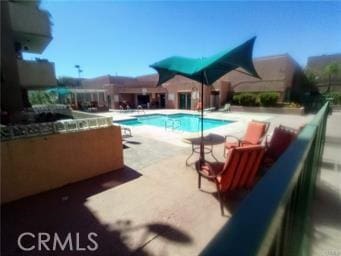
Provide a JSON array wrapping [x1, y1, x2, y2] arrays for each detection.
[[224, 120, 270, 157], [263, 125, 301, 168], [196, 145, 265, 215]]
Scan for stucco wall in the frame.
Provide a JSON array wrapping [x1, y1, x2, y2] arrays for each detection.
[[216, 81, 231, 106], [1, 126, 124, 203], [17, 60, 57, 89], [163, 83, 212, 109], [80, 75, 233, 110], [119, 94, 136, 106]]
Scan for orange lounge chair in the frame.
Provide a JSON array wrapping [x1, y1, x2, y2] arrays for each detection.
[[196, 145, 265, 215], [263, 125, 301, 168], [224, 120, 270, 157]]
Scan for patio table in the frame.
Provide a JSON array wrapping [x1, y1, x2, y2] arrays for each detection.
[[183, 133, 225, 166]]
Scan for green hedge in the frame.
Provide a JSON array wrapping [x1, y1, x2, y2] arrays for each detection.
[[232, 92, 280, 107], [232, 94, 242, 105], [239, 93, 258, 106], [259, 92, 279, 107]]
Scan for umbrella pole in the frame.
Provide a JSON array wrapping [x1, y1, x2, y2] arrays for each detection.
[[200, 71, 204, 164]]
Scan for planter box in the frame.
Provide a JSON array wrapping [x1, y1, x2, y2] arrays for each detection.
[[230, 106, 305, 115]]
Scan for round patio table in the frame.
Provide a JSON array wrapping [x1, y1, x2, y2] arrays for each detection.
[[183, 133, 225, 166]]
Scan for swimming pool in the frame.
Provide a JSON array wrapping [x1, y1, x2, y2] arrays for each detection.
[[114, 114, 233, 132]]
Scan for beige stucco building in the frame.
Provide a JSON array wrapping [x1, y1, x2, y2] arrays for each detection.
[[80, 74, 230, 110], [79, 54, 308, 110]]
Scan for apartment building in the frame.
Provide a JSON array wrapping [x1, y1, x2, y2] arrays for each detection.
[[1, 1, 124, 203], [80, 54, 308, 110], [1, 0, 57, 122]]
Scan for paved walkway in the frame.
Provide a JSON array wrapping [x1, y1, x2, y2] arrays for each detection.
[[310, 111, 341, 256], [2, 111, 319, 256]]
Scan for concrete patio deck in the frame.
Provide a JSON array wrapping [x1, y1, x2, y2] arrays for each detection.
[[3, 111, 337, 256]]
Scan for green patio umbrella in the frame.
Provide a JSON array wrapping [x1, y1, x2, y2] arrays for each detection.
[[150, 37, 261, 163], [47, 87, 71, 96], [47, 87, 71, 104]]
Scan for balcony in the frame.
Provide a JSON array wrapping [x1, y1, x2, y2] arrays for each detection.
[[17, 59, 57, 89], [8, 1, 52, 53]]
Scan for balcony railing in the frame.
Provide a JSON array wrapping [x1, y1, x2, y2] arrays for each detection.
[[201, 102, 329, 256], [1, 117, 113, 141], [17, 59, 57, 89], [8, 1, 52, 53]]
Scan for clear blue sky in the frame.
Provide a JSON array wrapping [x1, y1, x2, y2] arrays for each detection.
[[24, 1, 341, 79]]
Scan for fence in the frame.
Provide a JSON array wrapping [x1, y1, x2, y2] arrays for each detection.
[[201, 102, 329, 256], [0, 116, 113, 141]]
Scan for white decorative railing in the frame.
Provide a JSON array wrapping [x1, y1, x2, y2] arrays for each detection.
[[1, 117, 113, 141], [32, 104, 69, 114]]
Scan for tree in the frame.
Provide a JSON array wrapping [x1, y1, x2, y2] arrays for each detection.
[[323, 62, 341, 93], [304, 69, 318, 87], [28, 90, 57, 105]]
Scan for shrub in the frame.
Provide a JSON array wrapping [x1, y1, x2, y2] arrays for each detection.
[[287, 102, 302, 108], [28, 90, 58, 105], [239, 93, 257, 106], [232, 94, 241, 105], [259, 92, 279, 107]]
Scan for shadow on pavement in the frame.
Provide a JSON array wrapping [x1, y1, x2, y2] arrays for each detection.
[[1, 166, 192, 256]]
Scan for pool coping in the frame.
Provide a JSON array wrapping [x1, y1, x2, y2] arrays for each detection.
[[112, 112, 236, 133], [97, 109, 274, 147]]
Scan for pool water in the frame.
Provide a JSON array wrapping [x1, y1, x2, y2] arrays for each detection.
[[115, 114, 233, 132]]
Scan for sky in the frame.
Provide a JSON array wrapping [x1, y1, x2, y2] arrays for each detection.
[[24, 1, 341, 79]]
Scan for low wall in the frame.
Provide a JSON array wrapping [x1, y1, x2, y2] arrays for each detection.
[[71, 110, 100, 119], [230, 106, 305, 115], [1, 126, 124, 203]]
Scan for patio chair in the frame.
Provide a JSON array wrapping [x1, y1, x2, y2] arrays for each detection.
[[204, 107, 216, 112], [196, 145, 265, 215], [120, 125, 132, 137], [224, 120, 270, 157], [263, 125, 301, 168], [219, 103, 231, 112], [137, 105, 145, 114], [119, 105, 124, 112]]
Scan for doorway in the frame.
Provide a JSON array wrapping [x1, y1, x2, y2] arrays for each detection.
[[137, 95, 150, 108], [159, 94, 166, 108], [178, 92, 191, 110], [210, 90, 220, 109], [107, 95, 111, 108]]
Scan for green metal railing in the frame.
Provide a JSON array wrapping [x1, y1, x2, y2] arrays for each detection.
[[201, 102, 329, 256]]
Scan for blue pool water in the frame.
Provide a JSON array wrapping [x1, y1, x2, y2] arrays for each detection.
[[115, 114, 233, 132]]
